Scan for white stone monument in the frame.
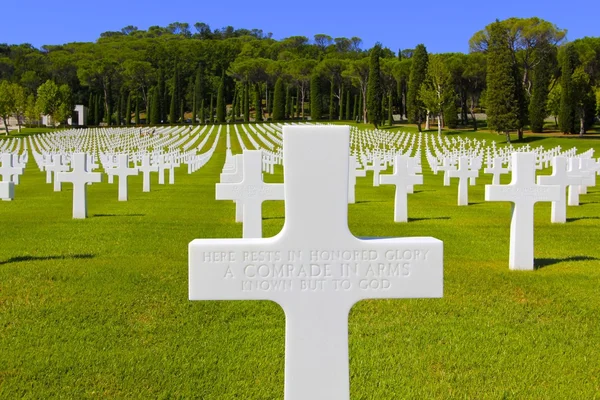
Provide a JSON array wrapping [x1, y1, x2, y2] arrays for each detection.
[[56, 153, 102, 219], [448, 157, 478, 206], [365, 156, 384, 187], [380, 155, 423, 222], [106, 154, 139, 201], [485, 152, 560, 270], [216, 150, 284, 238], [537, 156, 582, 223], [348, 155, 366, 204], [139, 155, 158, 193], [0, 181, 14, 201], [190, 125, 443, 400]]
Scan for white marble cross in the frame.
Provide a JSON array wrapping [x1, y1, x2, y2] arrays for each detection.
[[537, 156, 581, 223], [0, 154, 24, 183], [56, 153, 102, 219], [484, 157, 509, 185], [448, 157, 478, 206], [485, 152, 560, 270], [139, 155, 158, 192], [189, 125, 443, 400], [220, 154, 244, 222], [216, 150, 284, 238], [365, 155, 384, 187], [380, 155, 423, 222], [348, 155, 366, 204], [106, 154, 139, 201], [437, 157, 455, 186], [0, 181, 14, 201]]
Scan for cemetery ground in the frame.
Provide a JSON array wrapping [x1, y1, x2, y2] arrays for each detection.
[[1, 124, 600, 399]]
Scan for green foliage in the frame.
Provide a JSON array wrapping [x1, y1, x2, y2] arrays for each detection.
[[150, 87, 160, 124], [559, 45, 578, 133], [486, 22, 520, 135], [367, 44, 383, 127], [272, 77, 285, 121], [125, 92, 131, 125], [407, 44, 428, 131], [216, 74, 225, 123], [35, 80, 72, 127], [253, 85, 261, 122], [134, 95, 140, 125], [418, 54, 455, 132], [310, 74, 322, 121], [529, 44, 555, 132]]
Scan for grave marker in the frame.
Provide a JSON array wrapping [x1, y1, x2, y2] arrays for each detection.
[[380, 154, 423, 222], [448, 157, 478, 206], [190, 126, 443, 400], [56, 153, 102, 219], [106, 154, 139, 201]]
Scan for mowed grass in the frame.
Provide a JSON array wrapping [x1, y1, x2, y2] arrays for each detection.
[[1, 124, 599, 399]]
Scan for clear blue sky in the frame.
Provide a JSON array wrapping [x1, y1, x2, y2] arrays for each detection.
[[1, 0, 596, 53]]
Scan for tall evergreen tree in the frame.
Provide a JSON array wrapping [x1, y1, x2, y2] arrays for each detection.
[[529, 44, 555, 132], [94, 94, 100, 126], [328, 81, 334, 120], [125, 92, 131, 126], [105, 80, 112, 125], [254, 84, 261, 122], [310, 74, 322, 121], [407, 44, 428, 131], [169, 84, 177, 123], [559, 44, 578, 134], [367, 43, 383, 127], [216, 73, 226, 123], [134, 95, 140, 125], [117, 92, 123, 126], [151, 87, 160, 124], [158, 68, 166, 123], [193, 67, 203, 124], [200, 99, 205, 124], [272, 77, 286, 121], [285, 85, 291, 119], [209, 94, 214, 123], [88, 93, 94, 125], [486, 20, 520, 142], [243, 82, 249, 122]]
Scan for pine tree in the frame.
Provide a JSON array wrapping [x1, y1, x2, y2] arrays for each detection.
[[310, 74, 322, 121], [529, 44, 555, 132], [125, 92, 131, 126], [216, 73, 226, 123], [559, 44, 577, 134], [367, 44, 383, 128], [272, 77, 286, 121], [486, 21, 520, 142], [407, 44, 429, 131]]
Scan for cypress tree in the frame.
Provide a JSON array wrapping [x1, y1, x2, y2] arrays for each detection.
[[486, 20, 520, 142], [268, 90, 274, 116], [559, 44, 577, 134], [180, 100, 184, 124], [117, 92, 123, 126], [192, 86, 197, 124], [194, 67, 203, 124], [243, 82, 250, 122], [285, 85, 291, 119], [353, 94, 358, 121], [106, 80, 112, 125], [151, 87, 160, 124], [329, 81, 334, 120], [367, 43, 383, 127], [310, 74, 322, 121], [200, 99, 205, 124], [295, 90, 300, 118], [169, 85, 177, 124], [216, 73, 226, 123], [254, 84, 261, 122], [272, 77, 286, 121], [407, 44, 429, 131], [388, 92, 393, 126], [88, 93, 94, 125], [357, 93, 362, 122], [339, 84, 344, 121], [345, 91, 351, 120], [158, 68, 166, 123], [209, 94, 214, 123], [444, 99, 459, 129], [134, 95, 140, 125], [529, 44, 554, 133], [125, 92, 131, 126], [94, 94, 100, 126]]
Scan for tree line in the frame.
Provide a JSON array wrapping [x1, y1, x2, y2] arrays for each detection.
[[0, 17, 598, 136]]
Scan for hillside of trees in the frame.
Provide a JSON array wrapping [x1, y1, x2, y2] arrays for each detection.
[[0, 18, 599, 137]]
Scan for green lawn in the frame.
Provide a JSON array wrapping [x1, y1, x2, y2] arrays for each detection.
[[1, 124, 599, 399]]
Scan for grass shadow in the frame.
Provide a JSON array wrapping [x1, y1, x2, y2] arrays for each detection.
[[93, 213, 145, 217], [263, 216, 284, 220], [0, 254, 95, 266], [408, 216, 451, 222], [355, 200, 386, 204], [535, 255, 600, 270], [567, 216, 600, 222], [414, 189, 436, 193], [468, 202, 484, 206]]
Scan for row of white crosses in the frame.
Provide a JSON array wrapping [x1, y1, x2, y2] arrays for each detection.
[[0, 153, 25, 201]]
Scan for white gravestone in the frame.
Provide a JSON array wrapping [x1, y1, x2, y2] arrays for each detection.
[[139, 155, 158, 193], [0, 154, 24, 183], [56, 153, 102, 219], [380, 155, 423, 222], [106, 154, 139, 201], [190, 125, 443, 400], [0, 181, 14, 201], [448, 157, 478, 206], [484, 157, 509, 185], [485, 152, 560, 270], [537, 156, 582, 223], [348, 155, 366, 204], [216, 150, 284, 238], [365, 156, 384, 187], [220, 154, 244, 222]]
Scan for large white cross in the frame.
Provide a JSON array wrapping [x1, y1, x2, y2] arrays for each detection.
[[380, 154, 423, 222], [484, 157, 509, 185], [485, 152, 560, 270], [190, 126, 443, 400], [138, 155, 158, 193], [220, 154, 244, 222], [106, 154, 139, 201], [448, 157, 478, 206], [537, 156, 581, 223], [216, 150, 284, 238], [56, 153, 102, 219]]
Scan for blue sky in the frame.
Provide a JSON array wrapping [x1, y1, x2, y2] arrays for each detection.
[[1, 0, 596, 53]]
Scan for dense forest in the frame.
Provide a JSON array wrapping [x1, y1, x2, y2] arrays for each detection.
[[0, 18, 599, 137]]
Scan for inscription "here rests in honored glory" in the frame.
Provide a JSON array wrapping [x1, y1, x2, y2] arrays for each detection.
[[189, 126, 443, 400]]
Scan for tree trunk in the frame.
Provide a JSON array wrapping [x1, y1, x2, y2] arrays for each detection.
[[505, 131, 511, 143], [2, 117, 9, 135], [425, 111, 430, 130], [517, 128, 523, 141], [580, 115, 585, 137], [437, 115, 442, 135]]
